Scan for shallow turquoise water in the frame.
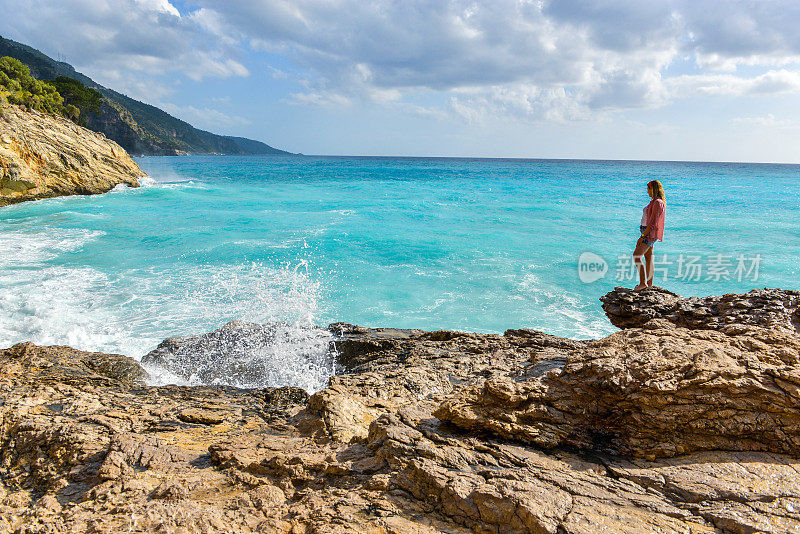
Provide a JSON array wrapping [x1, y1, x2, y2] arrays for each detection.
[[1, 156, 798, 388]]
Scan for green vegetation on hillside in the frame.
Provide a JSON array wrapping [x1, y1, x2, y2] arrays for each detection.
[[0, 56, 104, 126], [0, 56, 64, 115]]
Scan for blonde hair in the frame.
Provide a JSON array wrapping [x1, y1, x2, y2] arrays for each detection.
[[648, 180, 665, 201]]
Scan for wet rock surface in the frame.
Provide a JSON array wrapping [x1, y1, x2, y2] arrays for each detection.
[[2, 287, 800, 533]]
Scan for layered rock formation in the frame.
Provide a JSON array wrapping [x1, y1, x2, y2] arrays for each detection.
[[1, 288, 799, 533], [437, 288, 800, 458], [0, 103, 144, 206]]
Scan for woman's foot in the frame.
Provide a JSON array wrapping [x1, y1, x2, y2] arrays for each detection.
[[633, 283, 647, 291]]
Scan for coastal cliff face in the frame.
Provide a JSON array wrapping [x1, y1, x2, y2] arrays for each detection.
[[1, 288, 799, 533], [0, 103, 144, 206]]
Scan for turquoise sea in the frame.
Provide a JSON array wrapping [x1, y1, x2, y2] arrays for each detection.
[[1, 156, 798, 389]]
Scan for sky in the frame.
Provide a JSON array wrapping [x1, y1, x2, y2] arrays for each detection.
[[3, 0, 800, 162]]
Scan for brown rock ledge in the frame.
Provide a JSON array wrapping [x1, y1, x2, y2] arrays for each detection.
[[600, 286, 800, 333], [2, 288, 800, 533], [0, 103, 144, 206]]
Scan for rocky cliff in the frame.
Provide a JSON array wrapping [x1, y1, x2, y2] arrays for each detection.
[[1, 287, 799, 533], [0, 103, 144, 206]]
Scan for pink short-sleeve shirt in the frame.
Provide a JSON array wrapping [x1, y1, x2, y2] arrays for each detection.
[[644, 198, 666, 241]]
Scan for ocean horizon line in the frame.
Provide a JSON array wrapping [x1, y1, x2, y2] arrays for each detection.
[[135, 153, 800, 168]]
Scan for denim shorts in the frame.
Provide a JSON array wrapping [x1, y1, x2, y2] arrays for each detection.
[[639, 225, 657, 247]]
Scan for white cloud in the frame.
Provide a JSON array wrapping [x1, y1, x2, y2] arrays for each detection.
[[133, 0, 180, 18], [190, 0, 681, 120], [288, 91, 351, 108], [678, 1, 800, 67], [91, 69, 175, 102], [0, 0, 249, 85], [5, 0, 800, 123], [694, 53, 800, 72], [448, 84, 591, 124], [192, 0, 800, 121]]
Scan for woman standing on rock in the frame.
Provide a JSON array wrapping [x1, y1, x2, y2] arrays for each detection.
[[633, 180, 666, 290]]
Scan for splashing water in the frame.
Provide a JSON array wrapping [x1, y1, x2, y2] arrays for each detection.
[[141, 321, 334, 393], [0, 223, 331, 391]]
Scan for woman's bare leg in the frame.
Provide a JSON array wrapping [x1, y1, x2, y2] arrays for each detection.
[[644, 246, 654, 286], [633, 240, 650, 290]]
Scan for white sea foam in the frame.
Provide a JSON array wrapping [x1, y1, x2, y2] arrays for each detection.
[[515, 272, 615, 340], [0, 227, 333, 392], [0, 227, 106, 266], [137, 175, 205, 189]]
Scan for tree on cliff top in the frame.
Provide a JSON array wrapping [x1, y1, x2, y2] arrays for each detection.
[[0, 57, 103, 126], [0, 56, 63, 115]]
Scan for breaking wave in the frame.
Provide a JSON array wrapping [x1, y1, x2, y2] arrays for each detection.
[[0, 227, 334, 392]]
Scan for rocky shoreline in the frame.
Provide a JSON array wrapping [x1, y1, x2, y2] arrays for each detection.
[[0, 103, 144, 206], [1, 287, 799, 533]]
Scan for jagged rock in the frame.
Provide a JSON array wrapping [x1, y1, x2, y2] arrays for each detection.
[[601, 286, 800, 333], [436, 288, 800, 460], [435, 324, 800, 458], [177, 408, 226, 425], [150, 480, 189, 501], [329, 322, 427, 370], [308, 323, 533, 444], [4, 289, 800, 533], [368, 411, 800, 534], [0, 103, 143, 206], [1, 341, 147, 386]]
